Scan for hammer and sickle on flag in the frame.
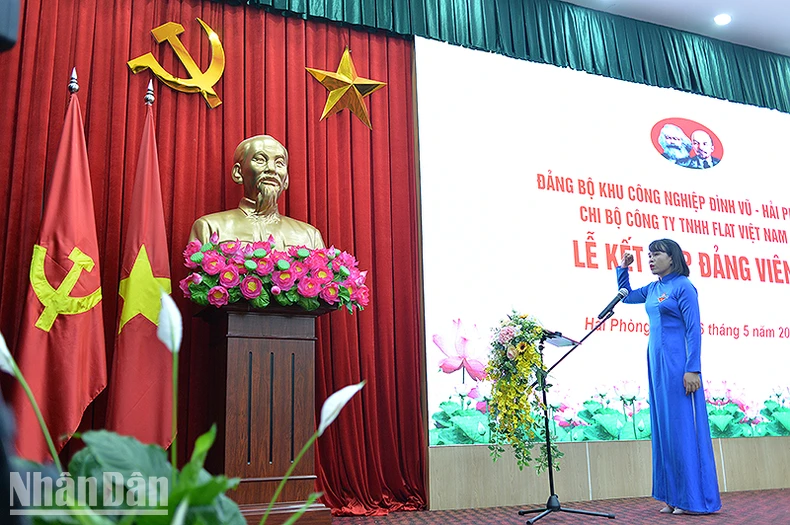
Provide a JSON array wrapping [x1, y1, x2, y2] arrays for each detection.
[[128, 18, 225, 108], [29, 245, 102, 332]]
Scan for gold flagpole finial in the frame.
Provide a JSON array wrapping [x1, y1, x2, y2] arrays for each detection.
[[68, 68, 79, 94]]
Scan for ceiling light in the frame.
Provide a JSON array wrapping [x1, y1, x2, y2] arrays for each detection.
[[714, 14, 732, 26]]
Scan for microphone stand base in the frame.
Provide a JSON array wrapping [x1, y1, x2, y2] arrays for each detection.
[[518, 494, 616, 524]]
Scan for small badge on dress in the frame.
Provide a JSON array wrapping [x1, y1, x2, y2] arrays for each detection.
[[657, 293, 668, 303]]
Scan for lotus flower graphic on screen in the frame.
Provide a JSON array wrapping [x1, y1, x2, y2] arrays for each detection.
[[432, 318, 487, 381]]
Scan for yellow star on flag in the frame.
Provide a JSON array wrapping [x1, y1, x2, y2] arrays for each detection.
[[306, 47, 386, 129], [118, 244, 172, 333]]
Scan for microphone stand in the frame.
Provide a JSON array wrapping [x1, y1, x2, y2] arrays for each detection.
[[517, 311, 617, 524]]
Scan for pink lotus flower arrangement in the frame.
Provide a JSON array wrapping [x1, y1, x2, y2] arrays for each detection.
[[180, 233, 370, 313]]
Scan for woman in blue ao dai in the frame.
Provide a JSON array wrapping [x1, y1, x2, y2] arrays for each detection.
[[617, 239, 721, 515]]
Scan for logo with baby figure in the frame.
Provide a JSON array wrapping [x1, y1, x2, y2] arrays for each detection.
[[651, 118, 723, 170]]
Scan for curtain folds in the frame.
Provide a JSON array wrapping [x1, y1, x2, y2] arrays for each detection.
[[232, 0, 790, 114], [0, 0, 425, 516]]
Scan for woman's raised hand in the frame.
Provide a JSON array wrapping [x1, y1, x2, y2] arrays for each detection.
[[620, 252, 635, 268]]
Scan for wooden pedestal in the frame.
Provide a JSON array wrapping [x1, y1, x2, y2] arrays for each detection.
[[201, 305, 333, 525]]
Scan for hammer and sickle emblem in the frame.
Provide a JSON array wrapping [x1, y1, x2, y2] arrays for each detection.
[[30, 245, 102, 332], [128, 18, 225, 108]]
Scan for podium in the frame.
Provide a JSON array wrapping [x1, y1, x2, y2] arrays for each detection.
[[200, 304, 335, 525]]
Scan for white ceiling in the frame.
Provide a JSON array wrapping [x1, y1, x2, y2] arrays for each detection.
[[560, 0, 790, 57]]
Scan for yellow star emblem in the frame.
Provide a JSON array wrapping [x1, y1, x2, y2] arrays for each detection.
[[306, 47, 386, 129], [118, 244, 172, 333]]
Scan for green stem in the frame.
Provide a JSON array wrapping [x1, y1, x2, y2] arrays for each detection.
[[620, 405, 628, 439], [11, 360, 63, 472], [259, 432, 319, 525], [550, 408, 557, 438], [171, 350, 179, 485]]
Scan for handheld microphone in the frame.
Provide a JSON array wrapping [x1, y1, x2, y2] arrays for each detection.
[[598, 288, 629, 319]]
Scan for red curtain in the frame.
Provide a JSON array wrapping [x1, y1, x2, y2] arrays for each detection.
[[0, 0, 426, 515]]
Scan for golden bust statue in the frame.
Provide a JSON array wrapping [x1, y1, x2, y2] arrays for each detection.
[[189, 135, 325, 250]]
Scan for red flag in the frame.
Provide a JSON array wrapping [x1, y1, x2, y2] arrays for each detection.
[[13, 93, 107, 462], [106, 105, 172, 447]]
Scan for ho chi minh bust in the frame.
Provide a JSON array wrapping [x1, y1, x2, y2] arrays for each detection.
[[189, 135, 325, 250]]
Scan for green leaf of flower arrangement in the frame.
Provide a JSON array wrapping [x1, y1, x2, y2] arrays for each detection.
[[275, 293, 293, 306], [297, 296, 321, 311], [228, 287, 242, 303], [249, 290, 270, 309], [338, 286, 351, 301], [189, 286, 209, 306]]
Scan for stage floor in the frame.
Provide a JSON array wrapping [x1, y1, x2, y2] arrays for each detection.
[[332, 489, 790, 525]]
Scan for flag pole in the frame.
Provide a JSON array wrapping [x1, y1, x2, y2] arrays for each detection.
[[143, 78, 178, 475]]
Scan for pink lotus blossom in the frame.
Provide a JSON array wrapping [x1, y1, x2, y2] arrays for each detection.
[[220, 240, 241, 255], [350, 285, 370, 307], [229, 254, 247, 275], [312, 266, 334, 284], [219, 264, 241, 288], [613, 380, 641, 403], [251, 240, 269, 251], [201, 250, 224, 275], [178, 277, 192, 298], [271, 285, 282, 296], [624, 400, 646, 418], [705, 380, 732, 406], [272, 270, 297, 290], [208, 286, 229, 307], [297, 277, 321, 298], [468, 384, 490, 413], [455, 383, 474, 397], [594, 385, 611, 401], [210, 232, 220, 244], [270, 250, 292, 271], [554, 405, 584, 427], [291, 261, 308, 279], [240, 276, 263, 299], [320, 283, 340, 304], [254, 256, 275, 276], [432, 319, 487, 381], [339, 266, 360, 287], [183, 240, 202, 269], [178, 273, 202, 298], [332, 251, 357, 270], [307, 249, 330, 268], [304, 254, 327, 270]]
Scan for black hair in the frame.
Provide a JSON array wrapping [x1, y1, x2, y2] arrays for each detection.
[[648, 238, 690, 277]]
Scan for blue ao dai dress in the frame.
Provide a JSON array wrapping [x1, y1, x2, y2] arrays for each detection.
[[617, 268, 721, 513]]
